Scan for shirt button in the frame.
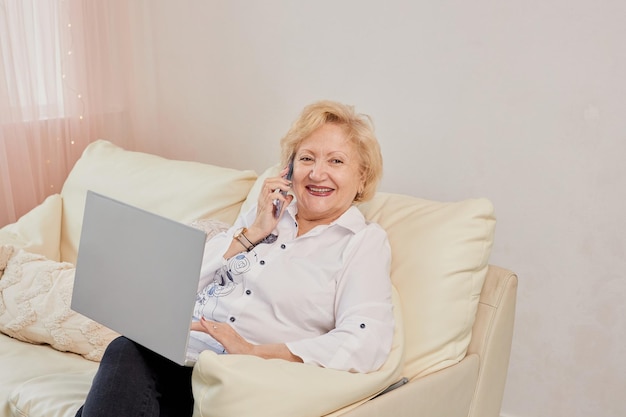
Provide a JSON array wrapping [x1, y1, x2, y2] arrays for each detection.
[[260, 260, 265, 265], [245, 289, 252, 295], [280, 244, 286, 249], [229, 317, 236, 323], [360, 323, 366, 329]]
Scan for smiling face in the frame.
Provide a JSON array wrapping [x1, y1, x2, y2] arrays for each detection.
[[292, 123, 364, 228]]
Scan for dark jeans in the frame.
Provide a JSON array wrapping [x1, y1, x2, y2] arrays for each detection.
[[75, 336, 194, 417]]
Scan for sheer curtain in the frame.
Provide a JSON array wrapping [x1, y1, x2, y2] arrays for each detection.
[[0, 0, 134, 226]]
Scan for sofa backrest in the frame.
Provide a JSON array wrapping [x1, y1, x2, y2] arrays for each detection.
[[59, 140, 258, 264], [6, 141, 496, 381]]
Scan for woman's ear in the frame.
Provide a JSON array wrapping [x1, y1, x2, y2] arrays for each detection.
[[354, 183, 365, 202], [359, 176, 366, 195]]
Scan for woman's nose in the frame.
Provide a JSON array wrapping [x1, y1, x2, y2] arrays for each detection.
[[308, 162, 326, 180]]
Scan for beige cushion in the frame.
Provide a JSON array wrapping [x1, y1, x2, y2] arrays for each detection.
[[60, 140, 258, 264], [0, 194, 62, 262], [9, 371, 94, 417], [0, 335, 97, 417], [357, 193, 495, 378], [192, 288, 404, 417], [0, 249, 118, 361]]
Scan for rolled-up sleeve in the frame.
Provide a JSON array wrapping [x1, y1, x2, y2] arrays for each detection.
[[286, 224, 394, 373]]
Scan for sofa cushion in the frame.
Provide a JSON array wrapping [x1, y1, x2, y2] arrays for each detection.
[[242, 165, 495, 379], [358, 193, 495, 378], [0, 249, 118, 361], [192, 287, 404, 417], [0, 194, 62, 262], [59, 140, 258, 264], [0, 335, 97, 417], [8, 371, 94, 417]]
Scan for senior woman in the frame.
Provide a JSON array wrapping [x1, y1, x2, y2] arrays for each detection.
[[76, 100, 394, 417]]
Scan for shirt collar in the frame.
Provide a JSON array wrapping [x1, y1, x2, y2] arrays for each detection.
[[286, 203, 367, 235]]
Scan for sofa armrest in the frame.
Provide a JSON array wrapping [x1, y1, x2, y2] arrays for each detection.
[[467, 265, 518, 417], [336, 354, 480, 417]]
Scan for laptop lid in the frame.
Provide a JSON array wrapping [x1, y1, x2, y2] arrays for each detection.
[[71, 191, 206, 366]]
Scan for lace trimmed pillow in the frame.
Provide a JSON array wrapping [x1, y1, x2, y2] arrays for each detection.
[[189, 218, 230, 240], [0, 247, 119, 361]]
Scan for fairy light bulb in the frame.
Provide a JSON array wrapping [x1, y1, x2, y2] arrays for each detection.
[[61, 4, 85, 128]]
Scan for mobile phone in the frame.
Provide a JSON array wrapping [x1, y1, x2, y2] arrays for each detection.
[[273, 156, 294, 218]]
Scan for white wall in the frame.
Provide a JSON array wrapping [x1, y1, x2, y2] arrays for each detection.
[[126, 1, 626, 416]]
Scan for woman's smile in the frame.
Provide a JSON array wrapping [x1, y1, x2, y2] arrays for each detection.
[[305, 185, 334, 196]]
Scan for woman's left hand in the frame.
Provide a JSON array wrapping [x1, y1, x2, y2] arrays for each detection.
[[192, 317, 253, 355], [191, 317, 304, 363]]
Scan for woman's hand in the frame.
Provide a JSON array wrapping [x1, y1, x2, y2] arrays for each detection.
[[193, 317, 254, 355], [246, 166, 294, 242], [192, 317, 303, 363]]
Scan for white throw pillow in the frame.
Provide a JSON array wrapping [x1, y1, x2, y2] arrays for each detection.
[[0, 249, 118, 361], [0, 194, 63, 262], [357, 193, 495, 378], [59, 140, 258, 264]]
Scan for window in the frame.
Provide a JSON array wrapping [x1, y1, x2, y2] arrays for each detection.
[[0, 0, 65, 122]]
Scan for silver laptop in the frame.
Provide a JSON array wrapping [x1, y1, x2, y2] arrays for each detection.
[[71, 191, 206, 366]]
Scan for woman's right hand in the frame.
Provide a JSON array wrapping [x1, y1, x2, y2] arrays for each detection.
[[219, 167, 294, 259], [246, 167, 293, 242]]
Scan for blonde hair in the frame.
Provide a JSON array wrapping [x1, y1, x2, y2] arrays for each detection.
[[279, 100, 383, 202]]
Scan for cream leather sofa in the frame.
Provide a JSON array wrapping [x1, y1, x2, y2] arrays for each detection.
[[0, 140, 517, 417]]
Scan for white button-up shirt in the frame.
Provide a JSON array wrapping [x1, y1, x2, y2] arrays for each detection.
[[188, 202, 394, 373]]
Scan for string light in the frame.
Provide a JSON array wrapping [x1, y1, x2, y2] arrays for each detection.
[[47, 0, 84, 191], [60, 0, 85, 122]]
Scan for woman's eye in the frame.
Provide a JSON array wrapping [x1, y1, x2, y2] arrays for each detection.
[[299, 156, 313, 162], [330, 158, 343, 164]]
